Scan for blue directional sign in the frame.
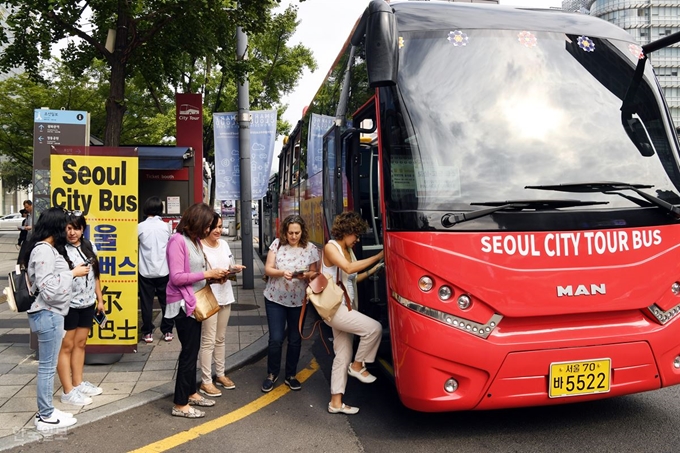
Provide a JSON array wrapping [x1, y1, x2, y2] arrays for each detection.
[[32, 109, 89, 214], [33, 109, 88, 170]]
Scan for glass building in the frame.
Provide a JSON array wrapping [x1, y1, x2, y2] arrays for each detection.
[[562, 0, 680, 132], [0, 5, 22, 81]]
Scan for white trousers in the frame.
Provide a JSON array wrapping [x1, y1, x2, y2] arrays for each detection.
[[199, 305, 232, 384], [325, 303, 381, 395]]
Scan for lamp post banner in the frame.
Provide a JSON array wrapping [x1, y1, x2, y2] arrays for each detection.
[[214, 110, 277, 200], [306, 113, 335, 177]]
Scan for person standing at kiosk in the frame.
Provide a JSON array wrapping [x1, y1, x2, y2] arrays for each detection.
[[138, 196, 173, 343]]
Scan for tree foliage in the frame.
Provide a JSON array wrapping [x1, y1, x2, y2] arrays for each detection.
[[0, 2, 316, 193], [0, 0, 299, 147], [0, 63, 106, 188]]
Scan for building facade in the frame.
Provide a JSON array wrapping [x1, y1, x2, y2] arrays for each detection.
[[0, 5, 31, 215], [563, 0, 680, 131]]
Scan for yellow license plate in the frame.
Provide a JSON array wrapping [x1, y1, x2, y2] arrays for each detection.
[[549, 358, 611, 398]]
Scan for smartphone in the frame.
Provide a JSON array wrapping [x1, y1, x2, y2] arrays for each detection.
[[94, 311, 107, 328], [292, 268, 307, 278]]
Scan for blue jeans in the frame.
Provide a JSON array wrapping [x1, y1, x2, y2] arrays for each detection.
[[27, 310, 64, 418], [265, 299, 302, 378]]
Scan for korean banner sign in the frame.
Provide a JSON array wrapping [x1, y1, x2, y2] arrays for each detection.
[[306, 113, 335, 177], [214, 110, 277, 200], [51, 146, 139, 349]]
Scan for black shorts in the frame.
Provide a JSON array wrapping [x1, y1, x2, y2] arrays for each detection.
[[64, 305, 96, 331]]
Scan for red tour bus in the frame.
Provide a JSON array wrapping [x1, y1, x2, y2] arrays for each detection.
[[271, 1, 680, 412]]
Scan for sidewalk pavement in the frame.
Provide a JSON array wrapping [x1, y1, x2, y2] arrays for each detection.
[[0, 232, 269, 449]]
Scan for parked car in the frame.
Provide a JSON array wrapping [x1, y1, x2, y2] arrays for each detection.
[[0, 213, 24, 231]]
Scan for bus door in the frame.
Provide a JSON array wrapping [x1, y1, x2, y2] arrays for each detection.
[[322, 125, 343, 238], [342, 105, 388, 333]]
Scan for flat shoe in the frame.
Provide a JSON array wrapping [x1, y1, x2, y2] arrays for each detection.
[[188, 396, 215, 407], [171, 407, 205, 418], [328, 403, 359, 415], [216, 376, 236, 389], [347, 365, 377, 383]]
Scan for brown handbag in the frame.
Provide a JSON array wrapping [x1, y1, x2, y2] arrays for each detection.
[[193, 283, 220, 322], [299, 268, 351, 354], [193, 243, 220, 322]]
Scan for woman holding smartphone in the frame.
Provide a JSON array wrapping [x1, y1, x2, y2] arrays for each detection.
[[166, 203, 230, 418], [19, 207, 89, 432], [261, 215, 319, 393], [197, 213, 245, 397], [57, 213, 105, 406]]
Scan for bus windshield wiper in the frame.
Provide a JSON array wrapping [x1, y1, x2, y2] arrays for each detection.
[[525, 181, 680, 216], [441, 199, 608, 228]]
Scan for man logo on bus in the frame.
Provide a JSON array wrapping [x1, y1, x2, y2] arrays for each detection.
[[556, 284, 606, 297]]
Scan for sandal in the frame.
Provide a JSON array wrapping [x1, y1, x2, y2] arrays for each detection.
[[188, 395, 215, 407], [171, 406, 205, 418], [347, 365, 377, 384], [328, 403, 359, 415]]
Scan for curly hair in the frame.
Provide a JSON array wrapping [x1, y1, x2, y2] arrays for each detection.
[[331, 211, 368, 240], [279, 214, 309, 247]]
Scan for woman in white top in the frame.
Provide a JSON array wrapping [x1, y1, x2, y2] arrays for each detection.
[[198, 213, 245, 397], [57, 214, 105, 407], [322, 211, 384, 415]]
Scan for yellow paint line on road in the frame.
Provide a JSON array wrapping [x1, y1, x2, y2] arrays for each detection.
[[129, 359, 319, 453]]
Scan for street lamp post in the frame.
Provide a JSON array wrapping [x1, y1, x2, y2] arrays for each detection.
[[237, 26, 254, 289]]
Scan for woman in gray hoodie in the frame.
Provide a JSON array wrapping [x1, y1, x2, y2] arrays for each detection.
[[18, 207, 89, 432]]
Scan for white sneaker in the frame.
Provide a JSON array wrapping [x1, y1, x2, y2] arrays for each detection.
[[61, 389, 93, 406], [76, 381, 103, 396], [34, 408, 74, 424], [53, 408, 74, 419], [34, 412, 77, 432]]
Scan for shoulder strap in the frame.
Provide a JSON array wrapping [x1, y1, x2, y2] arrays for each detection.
[[298, 275, 331, 354], [184, 235, 211, 269]]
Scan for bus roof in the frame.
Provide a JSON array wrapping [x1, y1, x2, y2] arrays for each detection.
[[390, 1, 633, 42]]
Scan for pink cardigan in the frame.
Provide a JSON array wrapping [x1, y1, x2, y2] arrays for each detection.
[[166, 233, 206, 317]]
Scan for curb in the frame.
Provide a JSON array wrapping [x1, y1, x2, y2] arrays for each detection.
[[0, 333, 269, 451]]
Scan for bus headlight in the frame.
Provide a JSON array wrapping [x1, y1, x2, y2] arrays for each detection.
[[419, 276, 434, 292], [439, 285, 453, 301], [672, 282, 680, 296], [458, 294, 472, 310], [674, 356, 680, 369], [444, 378, 459, 393]]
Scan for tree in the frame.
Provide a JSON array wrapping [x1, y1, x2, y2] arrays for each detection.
[[197, 5, 316, 158], [0, 58, 185, 188], [165, 4, 316, 206], [0, 63, 106, 188], [0, 0, 286, 147]]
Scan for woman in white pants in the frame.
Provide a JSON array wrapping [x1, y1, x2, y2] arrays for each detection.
[[198, 213, 245, 397], [322, 211, 384, 415]]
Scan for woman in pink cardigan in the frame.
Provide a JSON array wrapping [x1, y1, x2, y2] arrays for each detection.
[[165, 203, 230, 418]]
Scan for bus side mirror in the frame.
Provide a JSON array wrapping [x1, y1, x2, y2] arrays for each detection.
[[360, 0, 398, 88]]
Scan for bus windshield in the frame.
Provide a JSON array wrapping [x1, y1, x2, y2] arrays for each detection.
[[382, 29, 680, 222]]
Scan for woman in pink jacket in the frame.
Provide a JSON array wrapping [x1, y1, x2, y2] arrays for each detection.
[[165, 203, 229, 418]]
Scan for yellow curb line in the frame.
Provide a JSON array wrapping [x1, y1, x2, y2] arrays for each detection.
[[129, 358, 320, 453]]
